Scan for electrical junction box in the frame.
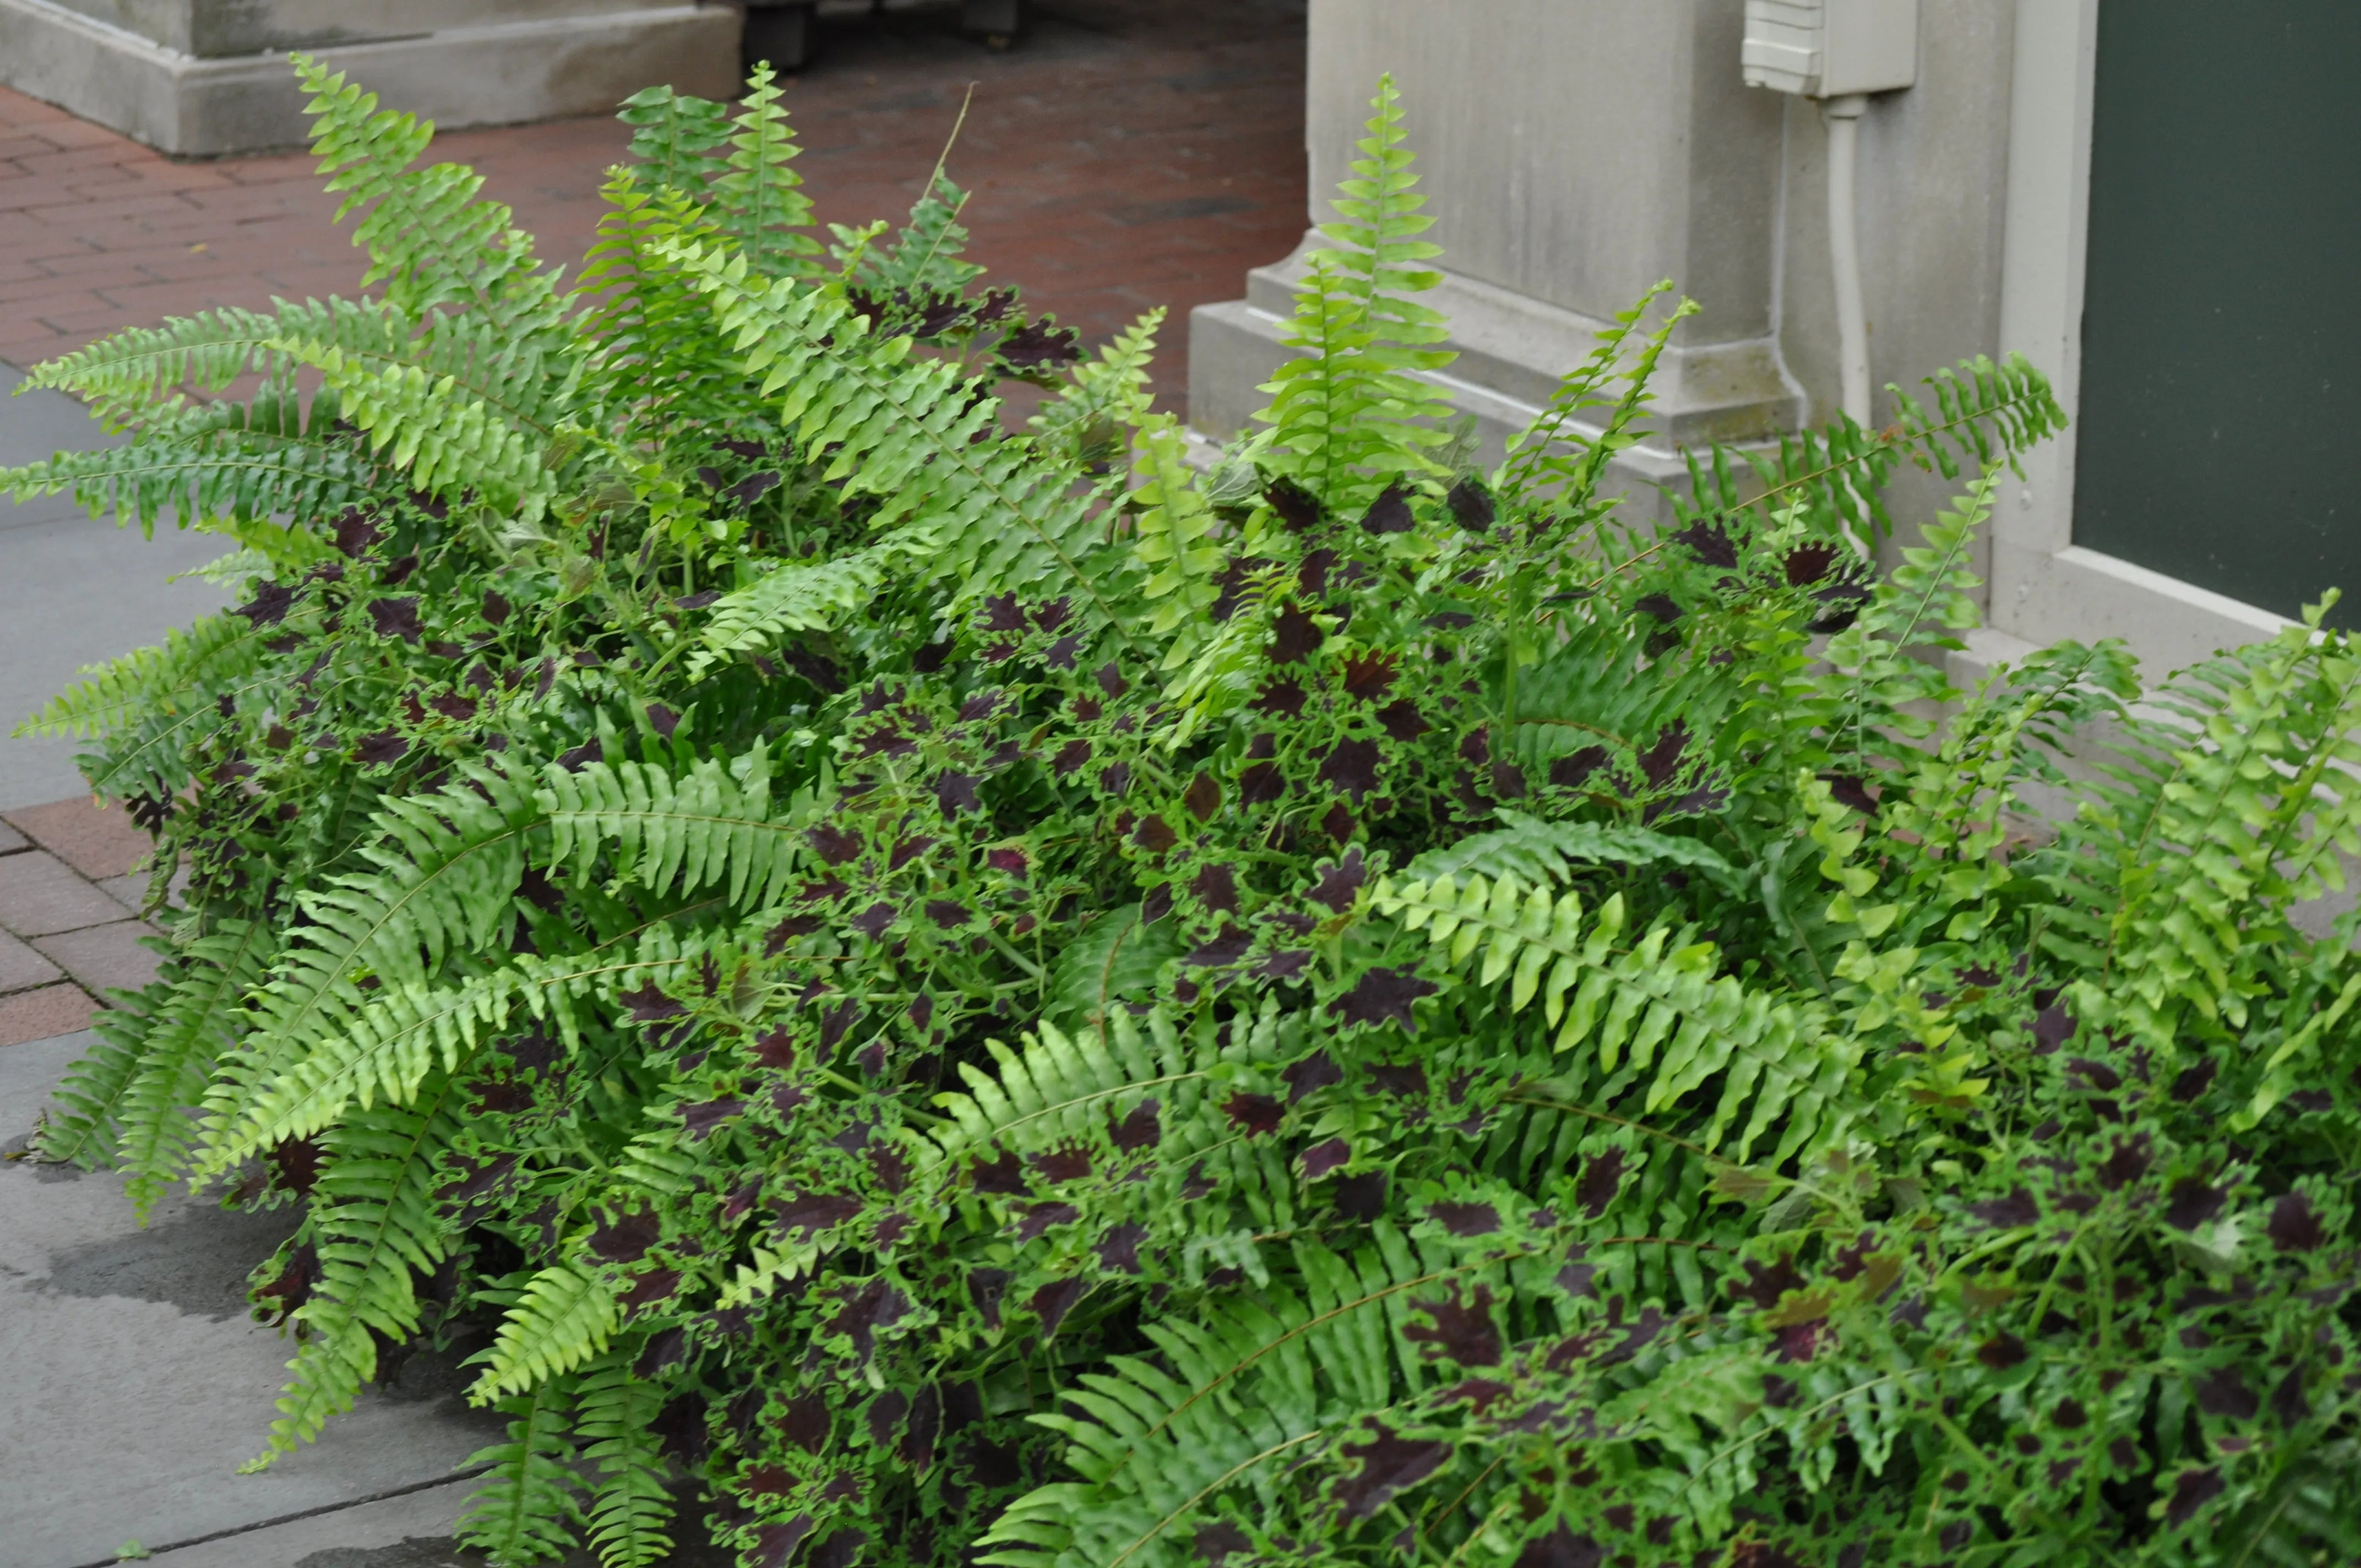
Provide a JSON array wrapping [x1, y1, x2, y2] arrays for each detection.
[[1743, 0, 1918, 97]]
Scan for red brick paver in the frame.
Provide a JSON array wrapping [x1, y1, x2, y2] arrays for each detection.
[[0, 0, 1308, 417], [2, 795, 153, 879], [0, 982, 97, 1047]]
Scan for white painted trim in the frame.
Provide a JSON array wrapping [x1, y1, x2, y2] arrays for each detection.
[[1991, 0, 2289, 674]]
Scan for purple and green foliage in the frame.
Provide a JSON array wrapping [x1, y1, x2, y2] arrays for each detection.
[[7, 60, 2359, 1568]]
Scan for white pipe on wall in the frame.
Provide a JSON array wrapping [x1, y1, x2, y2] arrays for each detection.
[[1823, 91, 1872, 432]]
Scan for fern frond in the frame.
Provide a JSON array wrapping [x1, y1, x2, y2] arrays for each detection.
[[254, 1081, 462, 1463], [686, 528, 944, 677], [1128, 411, 1222, 636], [458, 1381, 584, 1565], [661, 238, 1138, 632], [573, 1354, 677, 1568], [116, 919, 275, 1216], [1032, 308, 1163, 465], [1376, 875, 1853, 1163], [470, 1262, 621, 1405], [710, 61, 821, 278], [1403, 811, 1738, 888], [17, 613, 267, 741]]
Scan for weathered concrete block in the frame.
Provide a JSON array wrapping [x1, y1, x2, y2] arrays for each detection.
[[0, 0, 744, 156]]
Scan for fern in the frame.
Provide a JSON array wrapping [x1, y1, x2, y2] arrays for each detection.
[[573, 1355, 677, 1568], [458, 1381, 584, 1566]]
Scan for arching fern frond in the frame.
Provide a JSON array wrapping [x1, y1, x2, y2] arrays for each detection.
[[458, 1381, 584, 1566]]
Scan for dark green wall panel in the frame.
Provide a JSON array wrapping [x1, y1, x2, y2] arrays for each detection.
[[2075, 0, 2361, 620]]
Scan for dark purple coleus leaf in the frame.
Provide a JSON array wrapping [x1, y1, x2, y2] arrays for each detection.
[[1052, 739, 1094, 778], [1183, 771, 1223, 821], [619, 982, 684, 1022], [2172, 1058, 2218, 1102], [2034, 1004, 2078, 1052], [679, 1098, 743, 1139], [830, 1277, 910, 1360], [776, 1191, 863, 1238], [234, 580, 297, 626], [1196, 1525, 1252, 1566], [1731, 1255, 1805, 1310], [1257, 949, 1313, 981], [1369, 1062, 1427, 1097], [2268, 1192, 2325, 1251], [1309, 847, 1367, 912], [1428, 1200, 1500, 1237], [1447, 477, 1495, 531], [998, 319, 1081, 369], [1320, 737, 1382, 802], [1634, 592, 1683, 625], [1253, 677, 1307, 718], [1331, 967, 1436, 1033], [971, 1151, 1028, 1194], [851, 901, 898, 939], [1111, 1098, 1161, 1151], [1361, 482, 1415, 535], [1970, 1187, 2039, 1228], [2165, 1466, 2224, 1527], [1095, 1222, 1146, 1274], [1190, 862, 1238, 913], [1403, 1284, 1503, 1366], [333, 509, 383, 558], [1672, 519, 1739, 569], [1807, 581, 1872, 634], [935, 772, 981, 816], [2096, 1134, 2152, 1190], [1238, 762, 1286, 805], [2195, 1367, 2257, 1419], [1977, 1333, 2029, 1370], [924, 899, 972, 929], [1031, 1276, 1089, 1335], [1823, 772, 1877, 814], [1015, 1203, 1081, 1244], [1333, 1427, 1451, 1519], [1134, 814, 1178, 853], [1264, 477, 1321, 533], [1636, 722, 1690, 788], [354, 728, 407, 766], [2166, 1179, 2227, 1232], [367, 596, 422, 642], [1270, 603, 1324, 665], [1516, 1526, 1606, 1568], [728, 470, 781, 507], [1222, 1093, 1284, 1137], [1783, 541, 1841, 586], [621, 1267, 683, 1311], [590, 1208, 663, 1264], [1299, 1138, 1351, 1179], [1185, 923, 1253, 968], [1375, 699, 1427, 743], [969, 1266, 1010, 1330], [1282, 1049, 1342, 1103], [982, 592, 1027, 633], [1549, 748, 1609, 790]]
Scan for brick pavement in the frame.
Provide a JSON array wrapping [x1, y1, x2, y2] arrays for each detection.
[[0, 794, 164, 1047], [0, 0, 1307, 1048], [0, 0, 1309, 416]]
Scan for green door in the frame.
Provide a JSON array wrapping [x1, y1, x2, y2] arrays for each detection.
[[2073, 0, 2361, 622]]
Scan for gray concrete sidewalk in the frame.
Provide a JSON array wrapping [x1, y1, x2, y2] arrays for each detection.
[[2, 363, 235, 811]]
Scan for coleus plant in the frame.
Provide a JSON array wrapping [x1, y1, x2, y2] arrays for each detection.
[[7, 59, 2359, 1568]]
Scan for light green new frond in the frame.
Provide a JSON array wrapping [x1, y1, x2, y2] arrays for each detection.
[[116, 919, 275, 1216], [573, 1354, 677, 1568], [857, 167, 986, 297], [17, 613, 266, 741], [1, 390, 412, 536], [1258, 74, 1455, 508], [687, 526, 944, 677], [617, 80, 734, 204], [1403, 812, 1738, 889], [537, 749, 802, 908], [1501, 285, 1697, 508], [199, 771, 542, 1172], [285, 340, 557, 522], [987, 1231, 1449, 1568], [471, 1262, 621, 1404], [15, 298, 393, 427], [254, 1082, 463, 1464], [662, 239, 1138, 631], [711, 61, 820, 277], [294, 55, 560, 330], [922, 1011, 1200, 1174], [1128, 411, 1222, 635], [34, 998, 150, 1172], [575, 174, 731, 420], [1031, 308, 1163, 466], [1377, 875, 1853, 1163], [458, 1381, 584, 1566]]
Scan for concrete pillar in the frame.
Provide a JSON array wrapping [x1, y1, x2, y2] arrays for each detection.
[[0, 0, 743, 156], [1191, 0, 1802, 502]]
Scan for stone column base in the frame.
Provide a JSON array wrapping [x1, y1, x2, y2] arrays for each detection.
[[0, 0, 743, 156], [1188, 232, 1807, 524]]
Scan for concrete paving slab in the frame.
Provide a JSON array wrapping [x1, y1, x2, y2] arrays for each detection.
[[32, 916, 161, 993], [135, 1478, 480, 1567], [0, 925, 65, 993], [0, 818, 28, 853], [0, 847, 135, 935], [2, 368, 236, 811], [0, 1031, 504, 1568]]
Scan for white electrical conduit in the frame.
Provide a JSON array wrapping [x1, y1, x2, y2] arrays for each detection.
[[1822, 91, 1873, 559]]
